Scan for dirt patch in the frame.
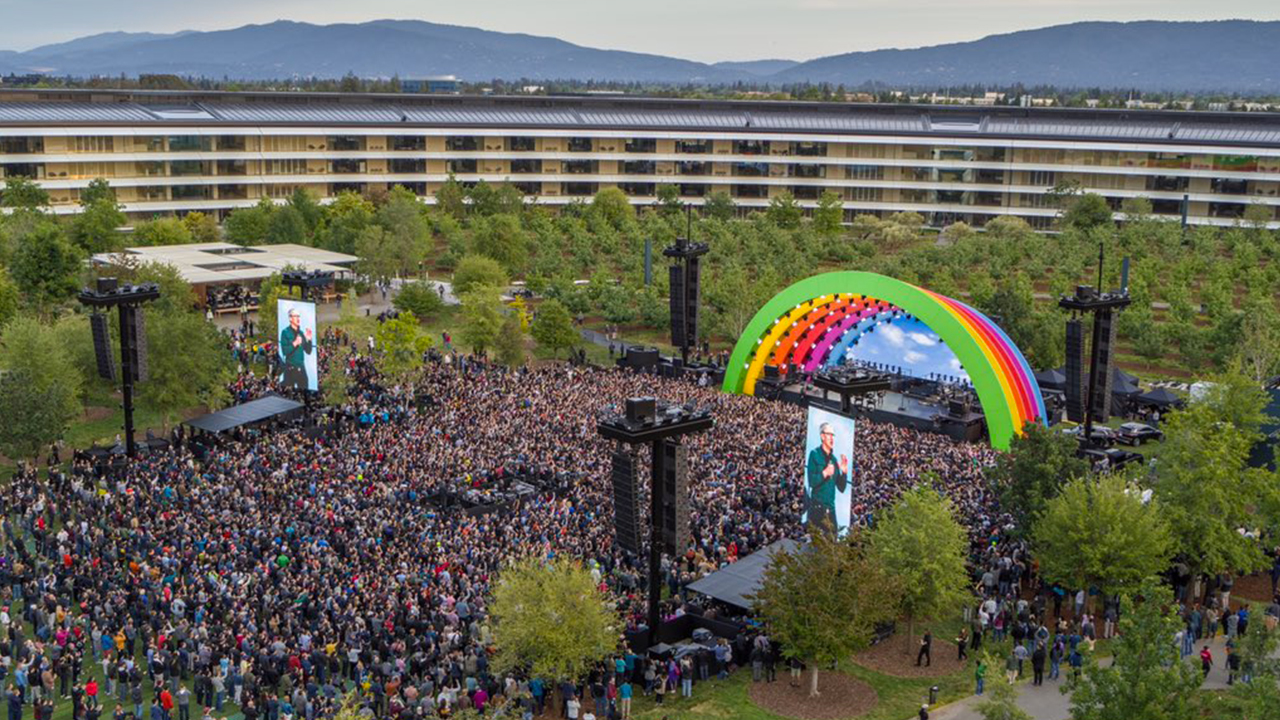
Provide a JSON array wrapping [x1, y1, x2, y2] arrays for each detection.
[[852, 632, 965, 678], [1235, 572, 1278, 604], [748, 669, 878, 720], [82, 406, 113, 422]]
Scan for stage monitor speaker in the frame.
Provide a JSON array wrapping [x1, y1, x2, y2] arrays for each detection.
[[625, 346, 660, 368], [668, 265, 686, 349], [610, 448, 641, 555], [660, 440, 690, 556], [948, 399, 968, 417], [684, 256, 702, 347], [1091, 309, 1118, 423], [121, 306, 149, 383], [1064, 319, 1086, 423], [90, 313, 116, 382], [764, 364, 779, 379]]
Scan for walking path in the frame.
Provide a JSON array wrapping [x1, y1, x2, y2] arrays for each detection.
[[927, 632, 1275, 720]]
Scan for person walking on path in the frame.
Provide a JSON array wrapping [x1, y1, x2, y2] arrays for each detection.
[[975, 660, 986, 696], [1200, 645, 1213, 679], [1031, 643, 1046, 686]]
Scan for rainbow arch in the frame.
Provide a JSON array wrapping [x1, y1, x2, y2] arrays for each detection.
[[722, 271, 1045, 450]]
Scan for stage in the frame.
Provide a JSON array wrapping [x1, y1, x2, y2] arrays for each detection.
[[772, 382, 988, 443]]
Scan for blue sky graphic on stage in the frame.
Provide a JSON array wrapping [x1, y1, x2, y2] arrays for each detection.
[[842, 316, 968, 383]]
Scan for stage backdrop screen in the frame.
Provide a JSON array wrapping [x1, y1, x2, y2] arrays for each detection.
[[277, 298, 318, 392], [802, 406, 855, 535]]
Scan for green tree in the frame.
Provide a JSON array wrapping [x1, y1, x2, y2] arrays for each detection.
[[138, 309, 234, 427], [489, 557, 620, 699], [767, 191, 803, 229], [70, 196, 126, 254], [1062, 192, 1114, 232], [435, 173, 468, 221], [133, 217, 193, 246], [704, 190, 735, 221], [0, 268, 19, 328], [10, 223, 82, 310], [0, 176, 50, 209], [452, 254, 510, 296], [868, 485, 970, 648], [79, 178, 117, 207], [375, 189, 431, 274], [0, 369, 73, 461], [938, 221, 976, 247], [1151, 374, 1274, 580], [1218, 624, 1280, 719], [289, 187, 325, 239], [530, 298, 579, 358], [355, 224, 423, 285], [813, 190, 843, 236], [1033, 475, 1172, 602], [656, 183, 683, 216], [495, 313, 527, 368], [393, 281, 445, 319], [752, 530, 900, 697], [319, 191, 375, 254], [375, 310, 433, 377], [265, 205, 309, 245], [0, 315, 83, 427], [223, 198, 275, 246], [988, 421, 1089, 529], [1243, 201, 1273, 231], [182, 211, 222, 243], [470, 213, 528, 273], [457, 285, 505, 354], [1067, 581, 1201, 720], [590, 187, 633, 230]]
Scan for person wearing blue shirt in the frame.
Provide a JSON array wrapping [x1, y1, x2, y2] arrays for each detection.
[[618, 682, 632, 719]]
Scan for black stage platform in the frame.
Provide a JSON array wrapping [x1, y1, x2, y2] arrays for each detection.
[[776, 383, 987, 443]]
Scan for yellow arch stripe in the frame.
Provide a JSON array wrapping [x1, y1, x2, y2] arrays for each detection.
[[743, 301, 821, 395]]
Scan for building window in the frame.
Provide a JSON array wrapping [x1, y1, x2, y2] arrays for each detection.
[[390, 136, 426, 152], [446, 136, 479, 152], [846, 165, 884, 180], [1210, 178, 1248, 195], [1146, 176, 1188, 192], [169, 161, 210, 177], [171, 185, 212, 200], [390, 159, 426, 174], [976, 169, 1005, 185], [561, 182, 598, 196], [265, 159, 308, 175], [734, 184, 767, 198], [217, 160, 248, 176], [331, 159, 365, 174], [622, 160, 655, 175], [567, 137, 593, 152], [679, 183, 706, 197], [167, 136, 211, 152], [507, 137, 536, 152], [792, 142, 827, 157], [849, 187, 882, 202], [448, 159, 477, 174], [733, 162, 768, 178], [788, 165, 824, 179], [215, 136, 246, 152], [678, 161, 708, 176], [511, 181, 540, 195], [792, 186, 820, 199], [676, 140, 711, 154], [563, 160, 596, 174], [1028, 171, 1056, 186], [733, 140, 769, 156], [510, 159, 542, 174], [619, 182, 655, 196], [625, 138, 657, 153], [71, 136, 114, 153]]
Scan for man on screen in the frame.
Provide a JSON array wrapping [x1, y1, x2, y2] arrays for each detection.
[[279, 308, 314, 390], [805, 421, 849, 533]]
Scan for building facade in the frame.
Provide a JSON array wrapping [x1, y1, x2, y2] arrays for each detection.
[[2, 88, 1280, 228]]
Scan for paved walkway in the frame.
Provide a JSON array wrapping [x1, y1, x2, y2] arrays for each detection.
[[927, 633, 1273, 720]]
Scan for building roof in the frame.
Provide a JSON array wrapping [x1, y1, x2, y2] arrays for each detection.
[[91, 242, 358, 286], [3, 88, 1280, 148]]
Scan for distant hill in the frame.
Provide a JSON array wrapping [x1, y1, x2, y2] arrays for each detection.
[[775, 20, 1280, 92], [712, 59, 799, 76], [2, 19, 1280, 91]]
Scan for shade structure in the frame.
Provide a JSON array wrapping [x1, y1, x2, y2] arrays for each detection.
[[685, 539, 800, 611], [184, 394, 304, 434]]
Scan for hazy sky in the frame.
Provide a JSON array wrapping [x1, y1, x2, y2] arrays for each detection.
[[1, 0, 1278, 62]]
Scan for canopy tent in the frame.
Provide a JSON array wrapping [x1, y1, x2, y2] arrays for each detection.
[[1111, 368, 1142, 396], [1135, 387, 1184, 409], [1034, 368, 1066, 390], [184, 395, 304, 434], [685, 538, 800, 611]]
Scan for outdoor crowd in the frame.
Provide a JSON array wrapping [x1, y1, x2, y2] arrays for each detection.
[[1, 341, 1271, 720]]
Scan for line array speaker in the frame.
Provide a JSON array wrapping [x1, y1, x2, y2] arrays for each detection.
[[668, 265, 686, 349], [1091, 309, 1118, 423], [610, 448, 642, 555], [660, 440, 690, 556], [90, 313, 116, 382], [122, 306, 149, 383], [684, 257, 701, 347], [1064, 318, 1086, 423]]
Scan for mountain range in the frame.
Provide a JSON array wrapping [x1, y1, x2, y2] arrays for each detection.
[[1, 19, 1278, 92]]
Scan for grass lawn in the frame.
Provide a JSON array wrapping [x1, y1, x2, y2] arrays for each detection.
[[625, 654, 973, 720]]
